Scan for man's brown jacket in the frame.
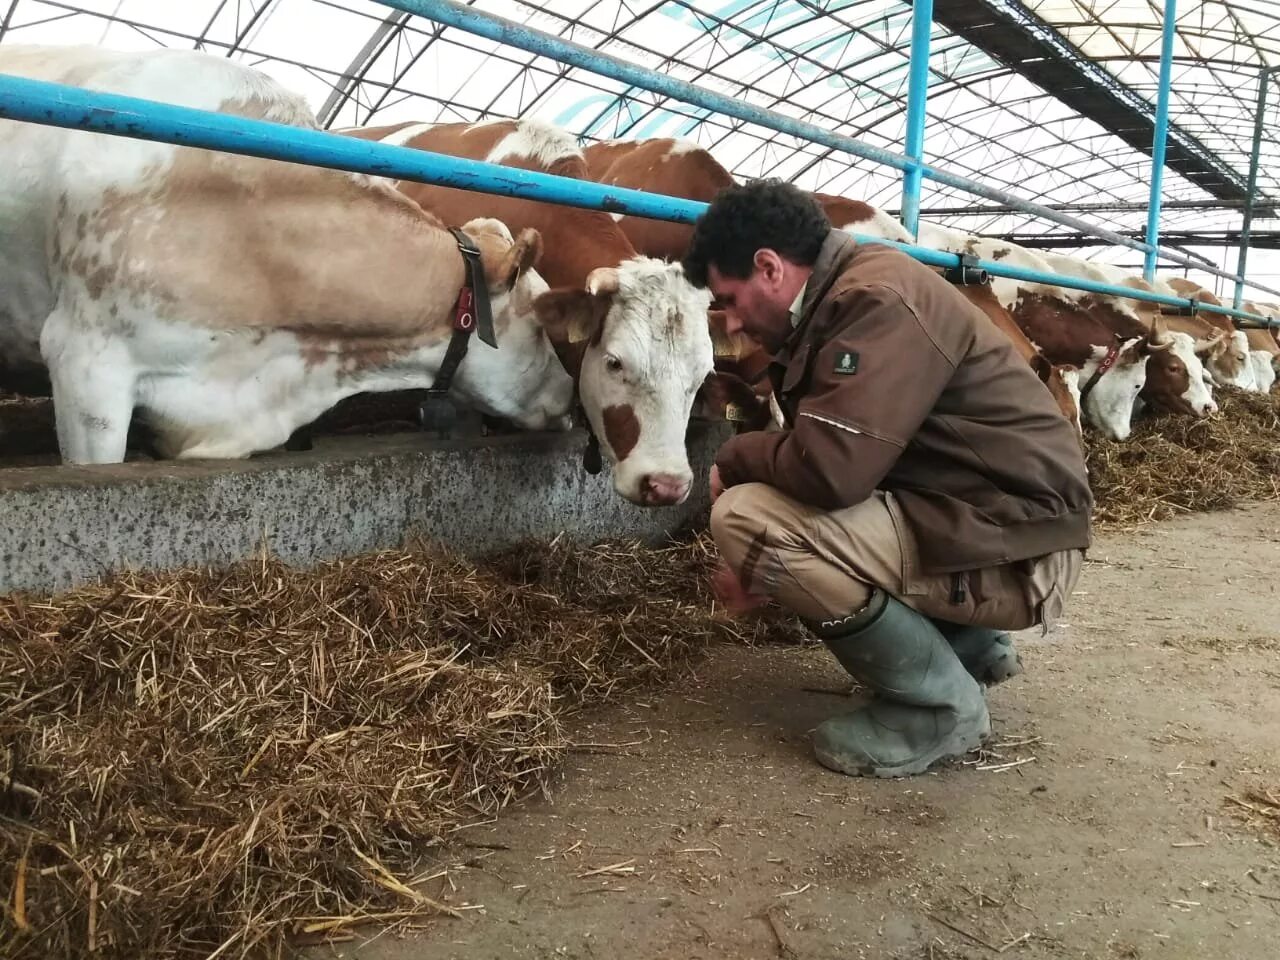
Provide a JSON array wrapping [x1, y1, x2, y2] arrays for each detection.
[[716, 231, 1093, 574]]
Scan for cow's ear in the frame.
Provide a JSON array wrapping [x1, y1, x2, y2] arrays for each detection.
[[534, 289, 609, 345], [498, 228, 542, 288], [694, 372, 773, 429], [533, 288, 611, 379], [586, 267, 621, 297], [460, 218, 541, 291], [708, 309, 752, 359]]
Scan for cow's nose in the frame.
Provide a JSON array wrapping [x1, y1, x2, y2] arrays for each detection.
[[1202, 400, 1218, 416], [641, 473, 691, 506]]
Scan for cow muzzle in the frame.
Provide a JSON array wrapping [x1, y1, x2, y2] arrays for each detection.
[[638, 472, 692, 506]]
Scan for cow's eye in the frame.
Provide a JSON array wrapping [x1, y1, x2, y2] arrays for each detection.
[[605, 355, 623, 373]]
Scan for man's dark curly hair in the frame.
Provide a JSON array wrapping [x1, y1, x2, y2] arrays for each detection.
[[681, 178, 831, 288]]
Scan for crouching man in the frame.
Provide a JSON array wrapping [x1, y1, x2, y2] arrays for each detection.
[[683, 181, 1093, 778]]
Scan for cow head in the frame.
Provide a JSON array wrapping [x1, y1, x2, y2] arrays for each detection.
[[448, 218, 575, 431], [534, 257, 714, 506], [1140, 323, 1218, 418], [1027, 352, 1083, 431], [1080, 338, 1151, 441], [1195, 329, 1253, 390]]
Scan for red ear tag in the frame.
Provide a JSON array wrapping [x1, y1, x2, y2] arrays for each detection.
[[454, 287, 475, 332]]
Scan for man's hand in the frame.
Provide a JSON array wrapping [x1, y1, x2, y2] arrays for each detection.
[[711, 560, 769, 616], [710, 464, 725, 503]]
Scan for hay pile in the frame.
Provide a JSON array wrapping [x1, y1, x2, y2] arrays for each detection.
[[0, 536, 800, 960], [1085, 387, 1280, 525]]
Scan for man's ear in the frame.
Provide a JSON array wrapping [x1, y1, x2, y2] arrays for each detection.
[[752, 248, 783, 284]]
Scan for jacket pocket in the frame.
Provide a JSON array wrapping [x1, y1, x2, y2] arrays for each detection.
[[883, 491, 926, 599], [1032, 548, 1083, 635], [1036, 582, 1066, 636], [955, 564, 1039, 632]]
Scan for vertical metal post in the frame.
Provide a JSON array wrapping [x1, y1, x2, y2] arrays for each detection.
[[1234, 67, 1272, 310], [1144, 0, 1178, 280], [900, 0, 933, 239]]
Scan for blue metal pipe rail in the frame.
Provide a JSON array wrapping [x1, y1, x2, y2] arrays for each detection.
[[900, 0, 934, 240], [0, 75, 708, 220], [376, 0, 1280, 301], [0, 74, 1273, 329], [1144, 0, 1178, 281]]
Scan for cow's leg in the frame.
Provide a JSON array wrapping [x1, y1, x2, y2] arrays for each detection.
[[41, 309, 136, 464]]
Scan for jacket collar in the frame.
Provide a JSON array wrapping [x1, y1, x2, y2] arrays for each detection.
[[777, 230, 858, 361]]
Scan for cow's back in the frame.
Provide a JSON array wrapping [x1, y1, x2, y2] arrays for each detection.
[[580, 138, 735, 262], [357, 119, 637, 289], [0, 45, 317, 380]]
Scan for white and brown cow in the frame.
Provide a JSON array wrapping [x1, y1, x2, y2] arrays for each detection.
[[342, 120, 717, 506], [1071, 260, 1248, 391], [0, 45, 574, 464], [1237, 298, 1280, 389], [917, 225, 1156, 440], [1238, 299, 1279, 393], [1251, 351, 1278, 393], [1107, 271, 1253, 391], [990, 244, 1216, 422], [1164, 278, 1280, 379], [581, 137, 729, 262], [902, 223, 1081, 430]]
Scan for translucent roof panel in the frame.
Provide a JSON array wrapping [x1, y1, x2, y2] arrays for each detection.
[[1, 0, 1277, 291]]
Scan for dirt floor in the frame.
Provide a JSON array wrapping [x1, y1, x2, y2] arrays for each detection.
[[323, 503, 1280, 960]]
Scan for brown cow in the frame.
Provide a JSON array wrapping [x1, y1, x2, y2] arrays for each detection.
[[1176, 284, 1280, 379], [948, 281, 1081, 431], [1164, 277, 1279, 381], [341, 119, 723, 507], [950, 236, 1218, 422], [918, 227, 1212, 436], [581, 137, 914, 251], [812, 193, 915, 244], [1111, 273, 1252, 389], [582, 137, 731, 261], [1167, 277, 1237, 335]]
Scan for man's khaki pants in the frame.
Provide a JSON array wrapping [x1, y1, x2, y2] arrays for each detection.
[[711, 484, 1082, 632]]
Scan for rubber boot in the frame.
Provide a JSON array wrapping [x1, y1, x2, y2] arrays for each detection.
[[807, 591, 990, 778], [931, 620, 1023, 686]]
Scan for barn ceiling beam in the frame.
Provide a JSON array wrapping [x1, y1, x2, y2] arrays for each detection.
[[995, 230, 1280, 250], [894, 199, 1264, 216], [931, 0, 1276, 217]]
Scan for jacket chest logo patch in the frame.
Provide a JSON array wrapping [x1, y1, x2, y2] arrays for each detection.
[[834, 351, 859, 375]]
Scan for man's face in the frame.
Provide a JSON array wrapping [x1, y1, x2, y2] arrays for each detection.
[[706, 250, 798, 353]]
